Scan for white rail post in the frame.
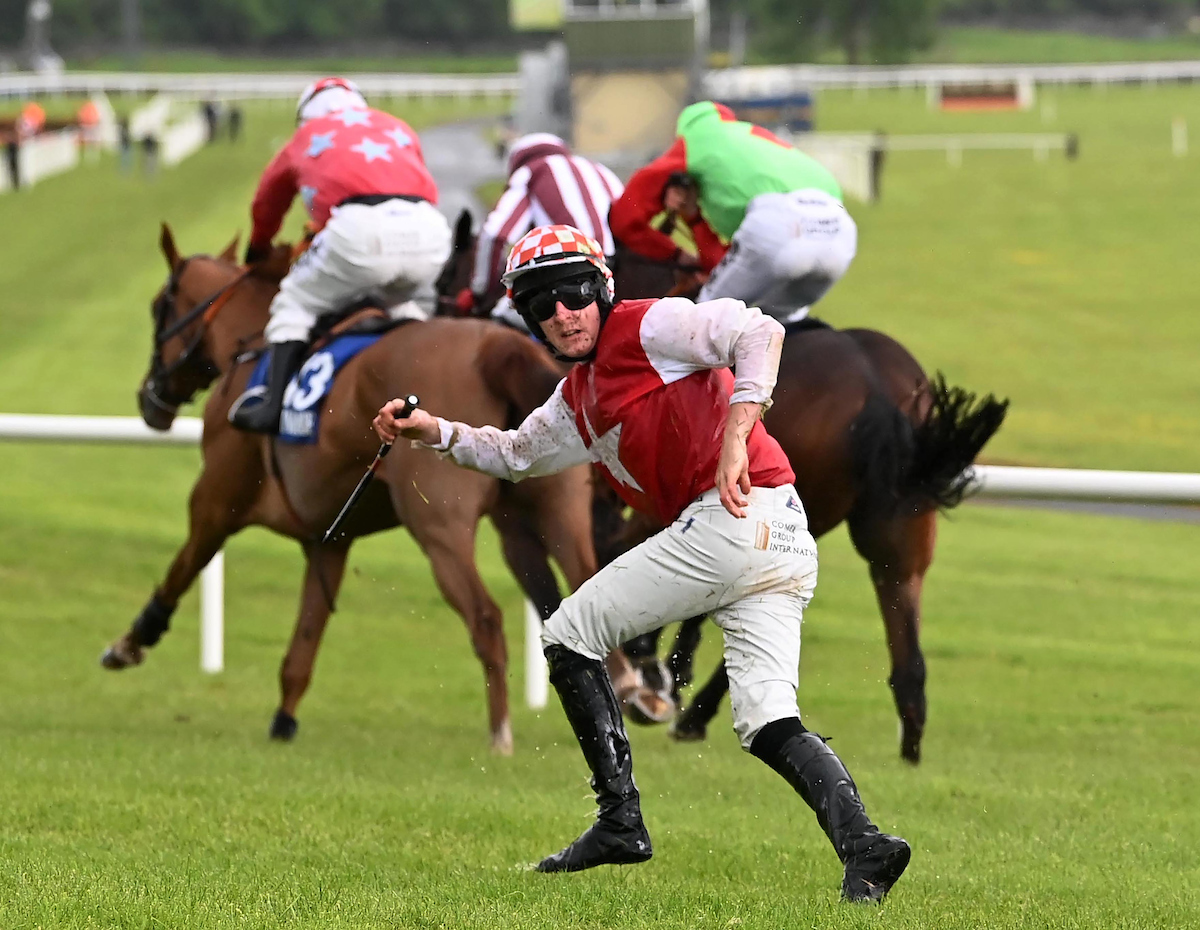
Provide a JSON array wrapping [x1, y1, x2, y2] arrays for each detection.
[[1172, 117, 1188, 157], [525, 599, 548, 709], [200, 551, 225, 673]]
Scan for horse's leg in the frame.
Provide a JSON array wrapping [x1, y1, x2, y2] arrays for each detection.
[[622, 630, 663, 661], [418, 523, 513, 755], [101, 465, 242, 669], [669, 661, 729, 742], [270, 542, 350, 741], [848, 507, 937, 765], [665, 614, 707, 703], [501, 476, 674, 727], [491, 504, 562, 622]]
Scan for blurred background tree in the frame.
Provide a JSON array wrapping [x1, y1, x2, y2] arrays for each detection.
[[0, 0, 1196, 65]]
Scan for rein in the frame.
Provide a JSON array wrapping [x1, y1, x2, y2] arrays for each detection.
[[147, 262, 254, 412]]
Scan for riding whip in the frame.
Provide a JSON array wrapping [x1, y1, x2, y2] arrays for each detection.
[[321, 394, 418, 545]]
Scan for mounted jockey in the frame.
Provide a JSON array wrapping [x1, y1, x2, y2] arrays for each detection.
[[610, 100, 857, 323], [373, 224, 910, 899], [232, 77, 451, 434], [460, 132, 624, 331]]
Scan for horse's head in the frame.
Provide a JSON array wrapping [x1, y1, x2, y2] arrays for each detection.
[[434, 209, 476, 313], [137, 223, 241, 430], [434, 209, 505, 317]]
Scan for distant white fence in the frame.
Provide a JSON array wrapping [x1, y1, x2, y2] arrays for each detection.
[[4, 59, 1197, 104], [0, 71, 520, 102], [786, 130, 1076, 201], [880, 131, 1074, 162], [161, 112, 208, 166], [0, 127, 80, 193], [2, 412, 1198, 706], [128, 92, 172, 138], [127, 93, 208, 166], [705, 59, 1200, 98]]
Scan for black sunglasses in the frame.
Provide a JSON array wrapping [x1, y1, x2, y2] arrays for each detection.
[[517, 275, 601, 323]]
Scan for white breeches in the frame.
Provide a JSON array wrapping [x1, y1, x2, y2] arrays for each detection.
[[698, 189, 857, 323], [264, 199, 452, 344], [543, 484, 818, 749]]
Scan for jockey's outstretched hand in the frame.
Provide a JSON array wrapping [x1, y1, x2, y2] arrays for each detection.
[[373, 400, 441, 445]]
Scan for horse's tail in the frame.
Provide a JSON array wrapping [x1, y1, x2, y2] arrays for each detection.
[[477, 328, 564, 427], [906, 373, 1009, 509], [851, 373, 1009, 515]]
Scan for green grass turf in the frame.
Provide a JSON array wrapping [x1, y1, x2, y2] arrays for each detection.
[[0, 94, 156, 121], [64, 26, 1200, 71], [0, 81, 1198, 927], [736, 25, 1200, 66], [0, 448, 1197, 927], [917, 26, 1200, 64], [813, 83, 1200, 472], [0, 96, 507, 416]]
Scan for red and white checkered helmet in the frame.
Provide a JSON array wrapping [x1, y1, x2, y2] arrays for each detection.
[[296, 77, 368, 125], [502, 224, 615, 305]]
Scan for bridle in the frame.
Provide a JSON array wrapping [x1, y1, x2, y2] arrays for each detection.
[[143, 259, 252, 415]]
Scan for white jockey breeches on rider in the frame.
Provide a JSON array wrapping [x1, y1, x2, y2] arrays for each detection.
[[264, 198, 452, 344], [542, 484, 818, 749], [698, 189, 857, 324]]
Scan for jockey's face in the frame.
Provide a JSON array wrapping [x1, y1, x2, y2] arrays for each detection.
[[542, 299, 601, 358], [664, 182, 699, 221]]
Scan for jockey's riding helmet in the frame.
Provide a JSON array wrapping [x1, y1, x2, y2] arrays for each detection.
[[296, 77, 368, 125], [502, 225, 614, 341]]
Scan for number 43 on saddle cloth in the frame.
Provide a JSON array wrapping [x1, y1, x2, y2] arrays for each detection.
[[231, 334, 381, 443]]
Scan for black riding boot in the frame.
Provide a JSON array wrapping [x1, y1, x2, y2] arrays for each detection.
[[536, 645, 653, 873], [751, 719, 911, 902], [229, 340, 306, 435]]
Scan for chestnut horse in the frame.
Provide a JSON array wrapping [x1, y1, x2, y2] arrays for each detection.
[[439, 212, 1007, 762], [101, 224, 605, 754]]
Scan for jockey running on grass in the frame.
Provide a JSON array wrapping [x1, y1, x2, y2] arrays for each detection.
[[610, 100, 857, 323], [459, 133, 624, 332], [372, 224, 910, 901], [231, 77, 451, 435]]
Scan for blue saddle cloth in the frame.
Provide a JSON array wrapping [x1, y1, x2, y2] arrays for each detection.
[[241, 334, 381, 444]]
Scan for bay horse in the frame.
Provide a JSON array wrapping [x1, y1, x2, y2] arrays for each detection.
[[100, 224, 609, 754], [610, 248, 1008, 764]]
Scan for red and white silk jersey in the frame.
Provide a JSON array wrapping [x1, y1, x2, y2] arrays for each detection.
[[249, 108, 438, 251], [428, 296, 794, 526], [471, 137, 623, 295]]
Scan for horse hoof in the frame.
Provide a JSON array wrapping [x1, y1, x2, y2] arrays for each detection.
[[620, 686, 675, 726], [269, 709, 298, 741], [634, 658, 674, 697], [900, 743, 921, 765], [99, 640, 143, 670], [667, 718, 706, 742], [491, 719, 514, 756]]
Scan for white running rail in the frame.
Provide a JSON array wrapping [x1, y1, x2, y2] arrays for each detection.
[[0, 71, 521, 101], [704, 60, 1200, 98], [4, 60, 1199, 104], [2, 413, 1198, 704]]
